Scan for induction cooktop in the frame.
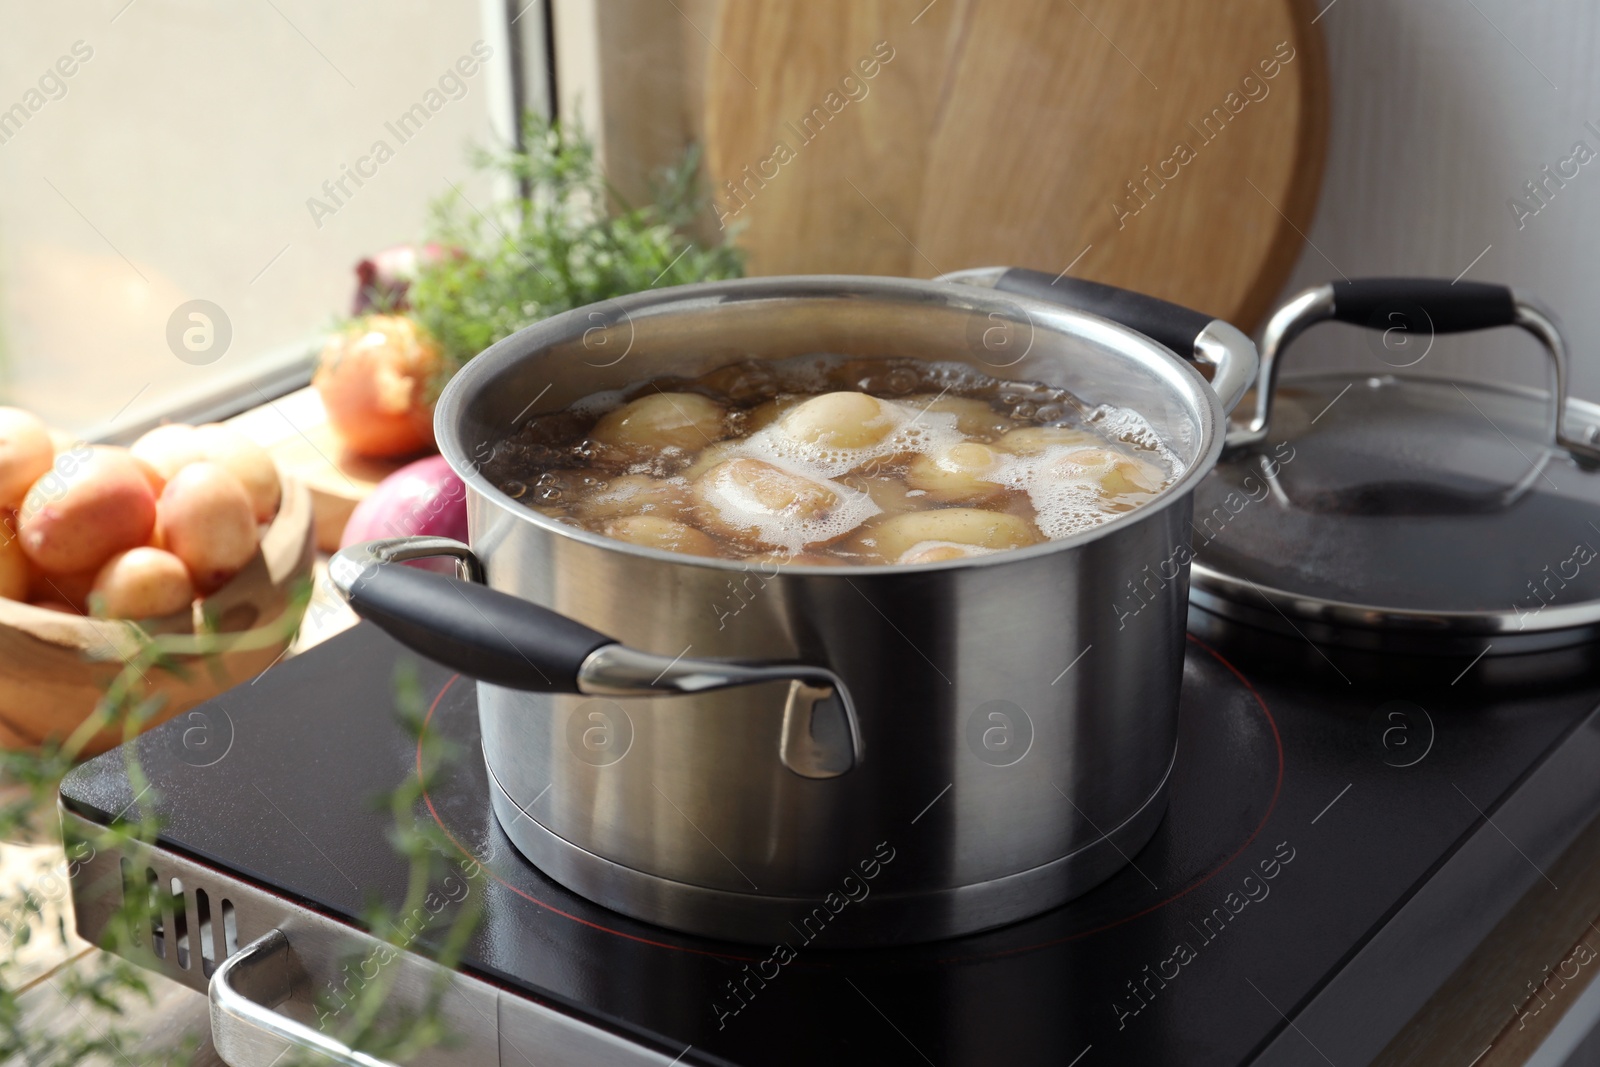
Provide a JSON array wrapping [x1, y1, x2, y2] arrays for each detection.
[[60, 621, 1600, 1065]]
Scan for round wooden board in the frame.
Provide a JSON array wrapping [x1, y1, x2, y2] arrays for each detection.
[[704, 0, 1328, 331], [226, 386, 415, 553]]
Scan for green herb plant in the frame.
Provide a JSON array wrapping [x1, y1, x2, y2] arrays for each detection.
[[408, 111, 745, 372], [0, 584, 478, 1066]]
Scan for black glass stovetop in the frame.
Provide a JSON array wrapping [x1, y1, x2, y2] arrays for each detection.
[[60, 622, 1600, 1066]]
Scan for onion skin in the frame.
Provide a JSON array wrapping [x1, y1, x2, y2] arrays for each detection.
[[339, 454, 467, 572], [314, 315, 441, 459]]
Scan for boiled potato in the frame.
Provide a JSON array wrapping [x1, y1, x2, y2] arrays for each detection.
[[779, 392, 898, 449], [1044, 447, 1162, 496], [742, 395, 804, 434], [156, 463, 260, 592], [602, 514, 718, 556], [591, 393, 727, 459], [573, 475, 690, 523], [90, 547, 195, 619], [677, 440, 740, 481], [693, 458, 841, 547], [0, 520, 26, 600], [897, 541, 995, 565], [18, 447, 158, 575], [747, 549, 834, 566], [906, 395, 1016, 439], [905, 442, 1010, 504], [193, 423, 282, 523], [846, 474, 927, 516], [995, 426, 1100, 455], [130, 423, 205, 481], [862, 508, 1040, 562], [0, 407, 55, 510]]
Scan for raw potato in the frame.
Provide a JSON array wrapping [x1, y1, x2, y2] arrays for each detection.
[[0, 407, 55, 509], [27, 563, 96, 612], [905, 442, 1010, 504], [692, 458, 840, 546], [864, 509, 1040, 562], [780, 392, 898, 449], [156, 462, 260, 592], [573, 475, 690, 523], [602, 515, 718, 556], [906, 395, 1017, 439], [0, 522, 26, 600], [130, 455, 167, 497], [193, 423, 282, 523], [591, 393, 727, 458], [47, 427, 77, 456], [90, 547, 195, 619], [996, 426, 1100, 455], [18, 446, 158, 575], [130, 423, 205, 481]]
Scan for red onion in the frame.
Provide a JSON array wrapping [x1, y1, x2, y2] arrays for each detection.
[[339, 453, 468, 571]]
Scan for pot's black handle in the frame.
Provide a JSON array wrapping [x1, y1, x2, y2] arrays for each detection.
[[342, 561, 611, 693], [327, 536, 866, 776], [941, 266, 1259, 414], [991, 269, 1215, 360], [1328, 278, 1516, 332]]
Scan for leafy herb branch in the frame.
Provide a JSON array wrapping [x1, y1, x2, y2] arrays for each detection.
[[408, 112, 745, 372], [1, 586, 478, 1065]]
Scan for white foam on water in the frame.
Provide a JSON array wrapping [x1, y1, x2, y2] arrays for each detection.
[[693, 459, 880, 554], [729, 397, 968, 480], [1084, 404, 1186, 477]]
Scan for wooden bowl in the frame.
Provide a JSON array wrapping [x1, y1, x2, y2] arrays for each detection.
[[0, 475, 315, 757]]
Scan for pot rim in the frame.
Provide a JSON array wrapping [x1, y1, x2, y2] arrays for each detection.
[[433, 274, 1225, 576]]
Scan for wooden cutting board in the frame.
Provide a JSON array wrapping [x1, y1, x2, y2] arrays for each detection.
[[703, 0, 1328, 331]]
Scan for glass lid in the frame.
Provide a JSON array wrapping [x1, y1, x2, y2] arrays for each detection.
[[1188, 278, 1600, 653]]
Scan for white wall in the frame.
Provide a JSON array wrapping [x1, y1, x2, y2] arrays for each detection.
[[0, 1, 502, 436], [1280, 0, 1600, 399]]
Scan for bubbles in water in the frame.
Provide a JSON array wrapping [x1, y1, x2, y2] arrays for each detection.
[[482, 353, 1181, 563]]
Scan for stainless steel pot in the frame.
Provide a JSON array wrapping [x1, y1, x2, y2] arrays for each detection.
[[329, 271, 1257, 945]]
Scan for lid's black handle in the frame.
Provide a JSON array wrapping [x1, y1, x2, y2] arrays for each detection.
[[1237, 278, 1600, 469], [1329, 278, 1516, 333]]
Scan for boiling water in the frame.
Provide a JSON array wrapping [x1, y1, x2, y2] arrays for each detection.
[[482, 356, 1180, 565]]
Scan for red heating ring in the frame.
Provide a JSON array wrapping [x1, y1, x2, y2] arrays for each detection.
[[418, 631, 1283, 964]]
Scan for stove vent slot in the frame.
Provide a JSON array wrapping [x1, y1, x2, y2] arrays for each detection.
[[195, 888, 215, 976], [116, 863, 168, 966], [112, 856, 243, 980], [169, 878, 190, 970]]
